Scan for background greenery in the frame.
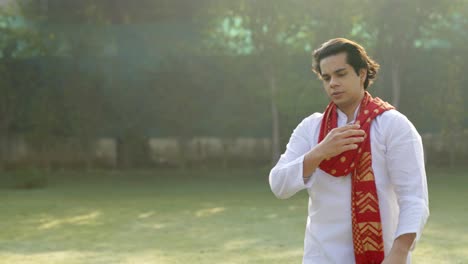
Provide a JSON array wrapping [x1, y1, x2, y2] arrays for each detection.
[[0, 0, 466, 167], [0, 1, 466, 263]]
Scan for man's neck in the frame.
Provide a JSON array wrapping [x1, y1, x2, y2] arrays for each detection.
[[343, 106, 359, 123], [339, 93, 365, 123], [337, 101, 360, 123]]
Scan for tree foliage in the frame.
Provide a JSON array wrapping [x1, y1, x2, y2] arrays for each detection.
[[0, 0, 466, 167]]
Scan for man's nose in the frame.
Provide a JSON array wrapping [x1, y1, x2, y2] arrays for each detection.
[[330, 76, 339, 88]]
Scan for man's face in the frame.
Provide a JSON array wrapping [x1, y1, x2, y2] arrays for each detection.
[[319, 52, 366, 114]]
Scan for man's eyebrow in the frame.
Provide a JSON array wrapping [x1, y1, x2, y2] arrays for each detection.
[[334, 68, 347, 73], [321, 67, 347, 77]]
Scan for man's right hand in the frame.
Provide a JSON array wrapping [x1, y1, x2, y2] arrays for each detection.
[[315, 124, 365, 160], [302, 124, 365, 181]]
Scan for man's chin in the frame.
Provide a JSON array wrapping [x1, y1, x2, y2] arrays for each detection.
[[331, 98, 344, 106]]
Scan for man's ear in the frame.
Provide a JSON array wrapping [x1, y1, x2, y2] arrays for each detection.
[[359, 69, 367, 83]]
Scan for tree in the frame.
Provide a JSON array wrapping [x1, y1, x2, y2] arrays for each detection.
[[0, 3, 46, 168], [363, 0, 453, 107], [204, 0, 318, 162], [20, 0, 208, 168], [420, 1, 468, 166]]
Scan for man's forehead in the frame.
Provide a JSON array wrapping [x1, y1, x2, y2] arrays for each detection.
[[320, 63, 351, 76], [319, 53, 350, 73]]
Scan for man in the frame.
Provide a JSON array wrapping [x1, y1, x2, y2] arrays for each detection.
[[269, 38, 429, 264]]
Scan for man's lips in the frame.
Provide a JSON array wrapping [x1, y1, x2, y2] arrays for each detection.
[[332, 91, 344, 96]]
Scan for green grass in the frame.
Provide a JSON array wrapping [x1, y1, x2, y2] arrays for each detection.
[[0, 167, 466, 264]]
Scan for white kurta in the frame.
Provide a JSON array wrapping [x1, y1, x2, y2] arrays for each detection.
[[269, 108, 429, 264]]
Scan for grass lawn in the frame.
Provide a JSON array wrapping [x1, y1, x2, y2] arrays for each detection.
[[0, 167, 467, 264]]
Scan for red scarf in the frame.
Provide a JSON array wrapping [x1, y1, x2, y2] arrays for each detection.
[[318, 92, 394, 264]]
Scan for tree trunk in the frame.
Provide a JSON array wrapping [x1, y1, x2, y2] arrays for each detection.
[[391, 59, 401, 108], [270, 75, 281, 164], [116, 136, 128, 169], [178, 137, 189, 169], [449, 131, 457, 168], [0, 135, 8, 171]]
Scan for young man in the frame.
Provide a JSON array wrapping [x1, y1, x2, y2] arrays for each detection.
[[269, 38, 429, 264]]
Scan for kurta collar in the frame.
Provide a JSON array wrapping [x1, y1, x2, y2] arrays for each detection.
[[337, 106, 361, 124]]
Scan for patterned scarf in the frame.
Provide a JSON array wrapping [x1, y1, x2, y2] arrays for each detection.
[[318, 91, 394, 264]]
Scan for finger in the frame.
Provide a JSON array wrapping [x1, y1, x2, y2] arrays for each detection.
[[340, 129, 366, 138], [341, 143, 359, 152], [343, 136, 365, 145], [333, 124, 360, 133]]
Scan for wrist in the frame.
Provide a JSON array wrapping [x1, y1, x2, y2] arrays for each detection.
[[391, 243, 410, 256], [309, 145, 327, 162], [302, 147, 326, 178], [391, 233, 416, 256]]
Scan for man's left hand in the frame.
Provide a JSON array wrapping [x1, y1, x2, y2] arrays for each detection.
[[381, 251, 408, 264], [382, 233, 416, 264]]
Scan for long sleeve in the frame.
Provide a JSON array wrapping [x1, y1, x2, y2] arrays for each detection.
[[269, 114, 320, 199], [384, 113, 430, 249]]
